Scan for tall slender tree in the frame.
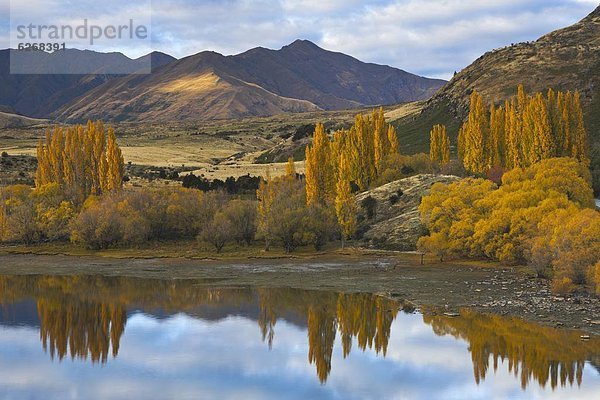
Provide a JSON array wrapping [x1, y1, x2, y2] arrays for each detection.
[[429, 124, 450, 166], [305, 123, 333, 205], [335, 153, 357, 248]]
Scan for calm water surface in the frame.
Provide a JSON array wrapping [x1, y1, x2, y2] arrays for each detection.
[[0, 274, 599, 400]]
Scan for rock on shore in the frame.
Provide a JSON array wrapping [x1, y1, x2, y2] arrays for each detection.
[[355, 174, 460, 250]]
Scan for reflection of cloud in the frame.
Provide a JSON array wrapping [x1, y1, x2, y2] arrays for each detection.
[[1, 1, 598, 77], [1, 313, 600, 400]]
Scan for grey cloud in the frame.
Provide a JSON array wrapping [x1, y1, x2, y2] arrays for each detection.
[[1, 1, 598, 79]]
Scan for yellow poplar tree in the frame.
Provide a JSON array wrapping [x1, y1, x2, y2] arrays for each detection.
[[561, 91, 573, 156], [105, 127, 125, 192], [257, 167, 274, 250], [529, 93, 554, 163], [462, 91, 488, 173], [458, 85, 588, 173], [504, 99, 522, 169], [548, 89, 564, 153], [429, 124, 450, 166], [571, 91, 588, 162], [285, 157, 296, 179], [457, 125, 466, 164], [35, 121, 125, 203], [305, 123, 333, 205], [387, 125, 399, 155], [429, 125, 439, 163], [373, 107, 390, 175], [489, 104, 505, 167], [440, 128, 450, 166], [335, 153, 357, 248]]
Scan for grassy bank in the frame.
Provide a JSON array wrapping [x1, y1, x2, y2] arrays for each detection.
[[0, 240, 503, 267], [0, 240, 395, 261]]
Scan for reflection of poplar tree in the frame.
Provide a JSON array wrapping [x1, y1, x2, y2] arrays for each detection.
[[423, 308, 600, 389], [38, 299, 126, 363], [307, 305, 337, 384]]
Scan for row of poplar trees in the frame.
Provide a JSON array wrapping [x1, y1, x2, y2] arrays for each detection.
[[457, 85, 589, 173], [304, 108, 399, 242], [36, 121, 125, 203], [429, 124, 450, 165]]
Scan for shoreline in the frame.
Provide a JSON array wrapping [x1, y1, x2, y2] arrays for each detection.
[[0, 251, 598, 336]]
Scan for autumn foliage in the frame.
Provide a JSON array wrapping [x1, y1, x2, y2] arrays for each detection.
[[0, 183, 76, 243], [429, 124, 450, 166], [458, 86, 589, 174], [418, 158, 600, 292], [256, 160, 338, 252], [36, 121, 124, 203], [304, 108, 401, 242]]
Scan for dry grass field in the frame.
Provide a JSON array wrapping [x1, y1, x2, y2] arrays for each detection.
[[0, 103, 423, 183]]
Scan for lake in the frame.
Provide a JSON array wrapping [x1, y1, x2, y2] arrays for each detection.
[[0, 274, 599, 400]]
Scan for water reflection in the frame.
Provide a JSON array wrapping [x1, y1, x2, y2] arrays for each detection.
[[0, 274, 599, 396], [424, 309, 598, 390]]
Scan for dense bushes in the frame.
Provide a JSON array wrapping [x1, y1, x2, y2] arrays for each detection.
[[0, 183, 75, 244], [221, 199, 258, 246], [71, 195, 149, 249], [71, 189, 263, 251], [257, 168, 339, 252], [418, 158, 600, 293], [2, 174, 342, 252], [70, 188, 211, 249]]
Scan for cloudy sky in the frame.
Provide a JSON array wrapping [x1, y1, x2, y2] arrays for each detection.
[[2, 0, 599, 79], [2, 312, 600, 399]]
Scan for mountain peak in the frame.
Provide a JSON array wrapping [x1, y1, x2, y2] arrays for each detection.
[[283, 39, 321, 51]]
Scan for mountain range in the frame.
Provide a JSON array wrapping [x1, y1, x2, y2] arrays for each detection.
[[3, 4, 599, 134], [0, 40, 446, 122], [0, 49, 176, 118]]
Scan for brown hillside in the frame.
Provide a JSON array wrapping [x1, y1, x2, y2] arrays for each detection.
[[428, 5, 600, 133], [53, 40, 445, 122]]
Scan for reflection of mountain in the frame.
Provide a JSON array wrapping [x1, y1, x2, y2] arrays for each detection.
[[423, 308, 600, 390], [1, 274, 599, 387]]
